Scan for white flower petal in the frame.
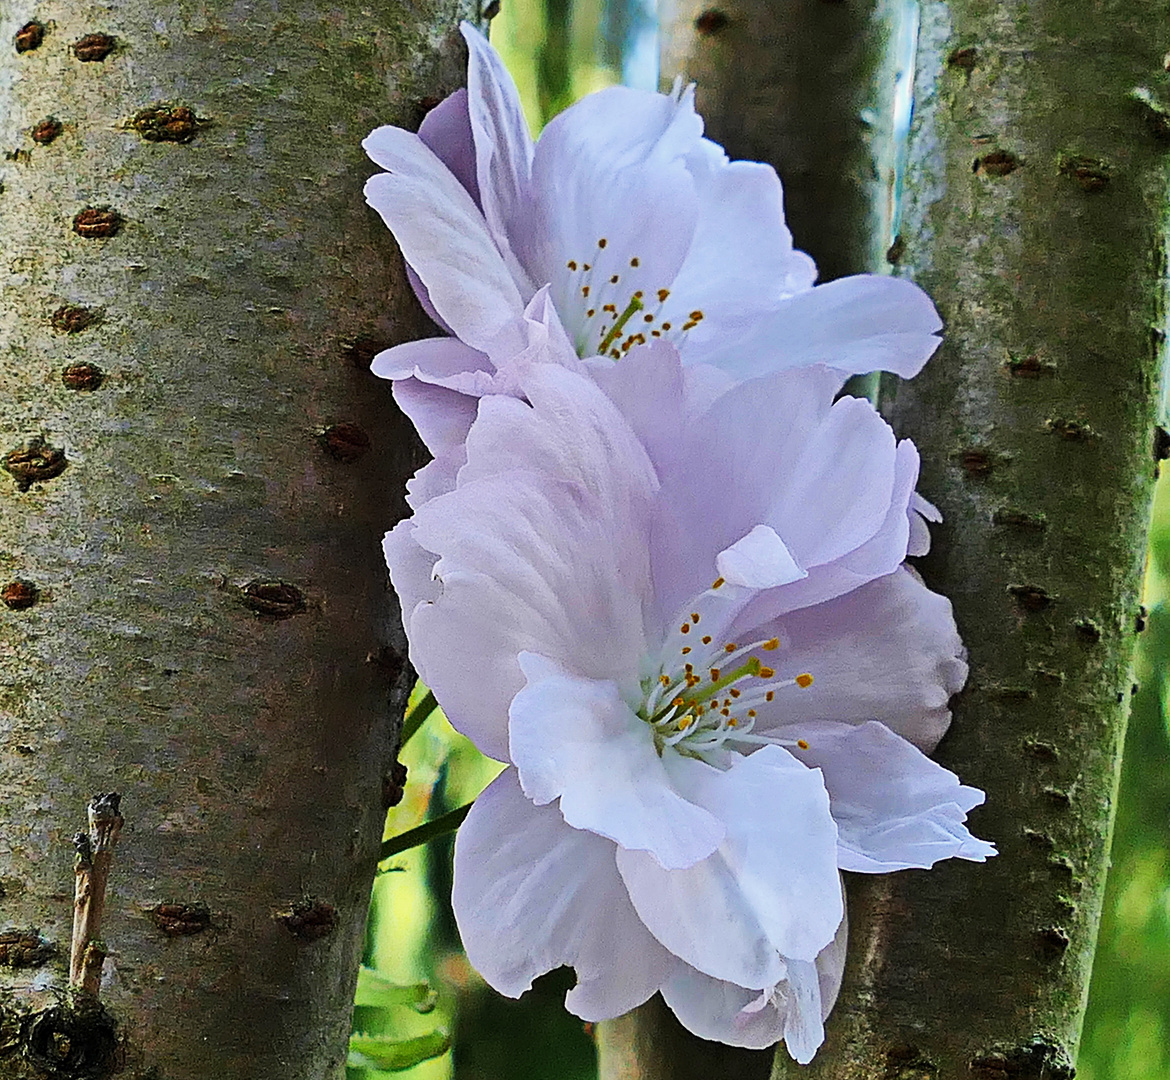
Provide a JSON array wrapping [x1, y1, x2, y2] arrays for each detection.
[[748, 567, 967, 753], [617, 746, 841, 988], [659, 894, 847, 1056], [362, 127, 524, 351], [700, 274, 943, 382], [509, 653, 725, 869], [391, 378, 479, 456], [418, 87, 480, 205], [461, 23, 537, 293], [453, 769, 674, 1018], [786, 721, 995, 870], [717, 525, 807, 589]]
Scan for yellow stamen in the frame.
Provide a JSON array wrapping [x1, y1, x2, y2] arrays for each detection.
[[796, 673, 814, 688], [763, 638, 779, 651], [758, 666, 775, 679]]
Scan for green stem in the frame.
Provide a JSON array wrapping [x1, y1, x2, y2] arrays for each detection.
[[380, 802, 473, 862], [400, 689, 438, 749]]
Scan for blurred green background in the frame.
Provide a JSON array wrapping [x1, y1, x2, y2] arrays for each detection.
[[348, 4, 1170, 1075]]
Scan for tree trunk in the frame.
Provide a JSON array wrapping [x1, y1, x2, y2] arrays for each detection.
[[775, 2, 1170, 1076], [0, 2, 472, 1077]]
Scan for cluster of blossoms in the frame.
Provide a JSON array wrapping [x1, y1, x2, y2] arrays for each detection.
[[364, 24, 994, 1064]]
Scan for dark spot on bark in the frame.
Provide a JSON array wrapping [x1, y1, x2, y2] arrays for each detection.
[[72, 33, 116, 61], [1074, 618, 1101, 644], [1055, 896, 1077, 920], [694, 9, 731, 34], [1057, 154, 1111, 192], [61, 363, 105, 391], [321, 422, 371, 463], [481, 0, 501, 20], [1009, 584, 1053, 612], [238, 581, 306, 620], [1048, 855, 1075, 879], [885, 235, 905, 264], [1136, 605, 1148, 633], [992, 507, 1047, 531], [149, 902, 211, 936], [366, 645, 406, 682], [959, 446, 995, 478], [1045, 417, 1095, 441], [1131, 682, 1140, 696], [0, 929, 54, 967], [1004, 353, 1055, 378], [129, 103, 205, 143], [276, 899, 338, 942], [15, 745, 35, 755], [1154, 425, 1170, 464], [15, 21, 45, 52], [992, 686, 1034, 703], [974, 149, 1020, 177], [342, 333, 393, 369], [4, 148, 32, 164], [22, 1000, 120, 1078], [4, 436, 68, 492], [2, 580, 39, 610], [72, 207, 122, 239], [1023, 738, 1059, 763], [948, 46, 978, 71], [31, 116, 62, 145], [1035, 668, 1065, 686], [382, 760, 409, 808], [52, 305, 99, 333], [1023, 828, 1055, 851], [971, 1039, 1074, 1080], [1043, 787, 1072, 809]]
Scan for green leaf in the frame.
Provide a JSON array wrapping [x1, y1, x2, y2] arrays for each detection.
[[379, 801, 473, 862], [354, 967, 437, 1013], [348, 1030, 450, 1071]]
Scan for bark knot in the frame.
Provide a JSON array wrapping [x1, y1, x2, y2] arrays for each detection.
[[2, 580, 40, 610], [276, 899, 338, 942], [62, 364, 105, 392], [72, 208, 123, 240], [237, 580, 306, 620], [14, 22, 45, 53], [4, 436, 68, 491], [32, 117, 63, 145], [72, 34, 116, 62], [129, 103, 206, 144], [321, 422, 371, 463]]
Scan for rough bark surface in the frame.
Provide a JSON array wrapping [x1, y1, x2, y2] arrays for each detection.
[[776, 1, 1170, 1077], [659, 0, 900, 281], [0, 2, 473, 1077]]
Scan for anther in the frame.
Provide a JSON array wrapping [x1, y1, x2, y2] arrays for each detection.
[[681, 647, 691, 655], [701, 635, 712, 645], [586, 309, 595, 317], [567, 260, 578, 270], [680, 623, 690, 634], [598, 238, 608, 248], [657, 288, 670, 302], [724, 643, 737, 653], [710, 668, 721, 681], [765, 691, 774, 702], [630, 257, 640, 267], [758, 667, 775, 679], [643, 314, 654, 322], [690, 310, 704, 320], [610, 274, 620, 284], [691, 613, 700, 623], [582, 286, 590, 297], [795, 673, 814, 688], [712, 577, 724, 589], [797, 739, 809, 750], [763, 638, 779, 650], [662, 322, 673, 331]]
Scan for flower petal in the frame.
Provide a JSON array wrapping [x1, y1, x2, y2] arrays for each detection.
[[717, 525, 807, 590], [399, 368, 658, 760], [509, 653, 725, 869], [391, 378, 479, 456], [461, 23, 536, 292], [521, 86, 702, 354], [453, 769, 674, 1019], [659, 911, 847, 1058], [418, 87, 480, 205], [747, 567, 967, 753], [363, 126, 524, 351], [789, 721, 996, 871], [617, 745, 841, 989], [698, 274, 943, 383]]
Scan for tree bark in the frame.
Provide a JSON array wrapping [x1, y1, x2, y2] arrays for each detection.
[[775, 2, 1170, 1076], [0, 2, 473, 1077]]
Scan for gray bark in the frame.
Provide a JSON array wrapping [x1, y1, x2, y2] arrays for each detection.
[[0, 2, 474, 1077]]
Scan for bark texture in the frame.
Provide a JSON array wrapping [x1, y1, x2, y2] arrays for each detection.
[[776, 2, 1170, 1076], [0, 2, 473, 1077], [659, 0, 902, 280]]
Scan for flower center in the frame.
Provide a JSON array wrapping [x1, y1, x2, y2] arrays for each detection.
[[562, 238, 704, 358], [637, 578, 813, 763]]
